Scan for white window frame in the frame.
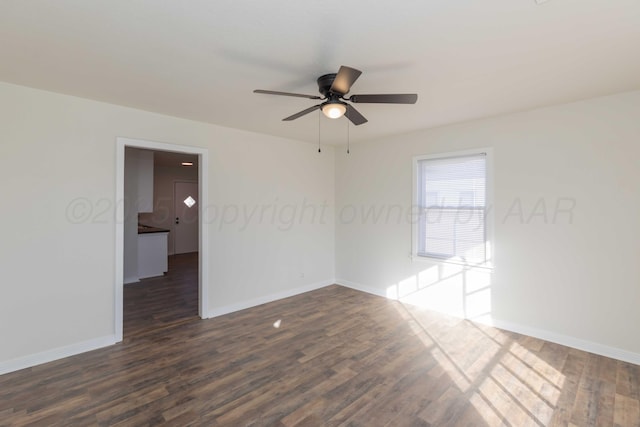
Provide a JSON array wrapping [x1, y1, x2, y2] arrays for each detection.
[[412, 148, 494, 268]]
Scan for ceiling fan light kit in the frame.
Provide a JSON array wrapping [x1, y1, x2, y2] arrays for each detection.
[[322, 101, 347, 119], [254, 65, 418, 126]]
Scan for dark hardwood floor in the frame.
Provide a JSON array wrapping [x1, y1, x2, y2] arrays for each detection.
[[123, 252, 199, 338], [1, 254, 639, 426]]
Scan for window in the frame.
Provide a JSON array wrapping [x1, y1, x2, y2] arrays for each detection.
[[414, 149, 492, 265]]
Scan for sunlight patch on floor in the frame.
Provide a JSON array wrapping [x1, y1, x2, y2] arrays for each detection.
[[386, 262, 492, 321], [392, 299, 566, 426]]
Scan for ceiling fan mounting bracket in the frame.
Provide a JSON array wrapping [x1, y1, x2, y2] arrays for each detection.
[[317, 73, 338, 97]]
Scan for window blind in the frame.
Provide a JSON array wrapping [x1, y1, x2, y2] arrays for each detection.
[[417, 153, 487, 263]]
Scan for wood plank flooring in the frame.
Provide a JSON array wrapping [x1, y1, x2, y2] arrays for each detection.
[[123, 252, 199, 338], [1, 255, 639, 426]]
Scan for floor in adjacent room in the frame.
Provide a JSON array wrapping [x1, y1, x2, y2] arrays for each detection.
[[123, 252, 199, 338], [1, 254, 639, 426]]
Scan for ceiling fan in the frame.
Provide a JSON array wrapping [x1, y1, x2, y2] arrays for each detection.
[[254, 66, 418, 126]]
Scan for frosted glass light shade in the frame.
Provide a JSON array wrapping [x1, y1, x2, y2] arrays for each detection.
[[322, 102, 347, 119]]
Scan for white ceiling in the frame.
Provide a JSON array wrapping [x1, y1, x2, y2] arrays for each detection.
[[1, 0, 639, 144]]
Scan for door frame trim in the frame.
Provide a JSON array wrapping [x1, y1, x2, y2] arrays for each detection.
[[115, 137, 209, 342]]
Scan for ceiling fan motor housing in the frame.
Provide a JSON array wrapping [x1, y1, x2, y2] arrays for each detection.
[[317, 73, 339, 97]]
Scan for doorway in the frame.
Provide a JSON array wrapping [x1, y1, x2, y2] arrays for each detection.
[[115, 137, 209, 342]]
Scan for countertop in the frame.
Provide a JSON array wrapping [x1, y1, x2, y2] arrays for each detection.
[[138, 224, 170, 234]]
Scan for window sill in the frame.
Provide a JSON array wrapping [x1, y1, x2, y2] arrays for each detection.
[[411, 254, 494, 271]]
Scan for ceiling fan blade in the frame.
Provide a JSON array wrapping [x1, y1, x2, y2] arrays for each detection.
[[344, 104, 368, 126], [349, 94, 418, 104], [254, 89, 322, 100], [283, 104, 322, 121], [330, 66, 362, 95]]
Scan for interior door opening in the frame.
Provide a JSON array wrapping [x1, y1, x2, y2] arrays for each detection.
[[115, 138, 209, 342]]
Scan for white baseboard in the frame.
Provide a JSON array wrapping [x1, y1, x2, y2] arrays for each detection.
[[488, 318, 640, 366], [1, 280, 334, 376], [207, 279, 335, 318], [335, 278, 640, 366], [5, 280, 638, 377], [123, 276, 139, 285], [0, 335, 117, 376], [335, 278, 388, 299]]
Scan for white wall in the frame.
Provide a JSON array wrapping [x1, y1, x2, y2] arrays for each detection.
[[0, 81, 335, 370], [335, 90, 640, 360]]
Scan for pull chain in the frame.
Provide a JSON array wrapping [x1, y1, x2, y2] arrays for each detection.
[[318, 109, 321, 153], [347, 116, 350, 154]]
